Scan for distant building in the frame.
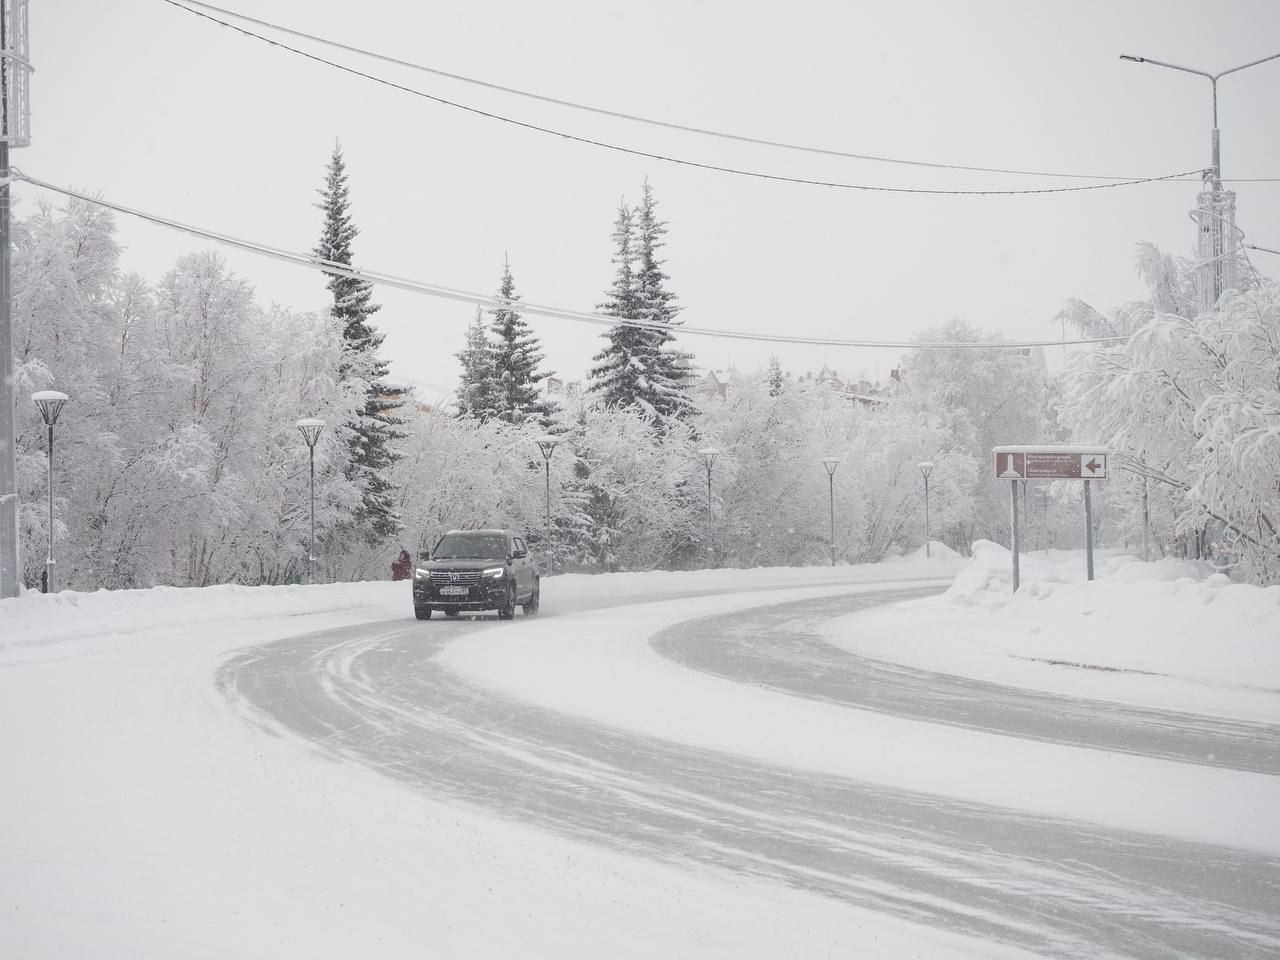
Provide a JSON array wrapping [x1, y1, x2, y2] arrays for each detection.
[[540, 375, 582, 403], [1005, 345, 1048, 369], [697, 369, 728, 401], [794, 364, 890, 407]]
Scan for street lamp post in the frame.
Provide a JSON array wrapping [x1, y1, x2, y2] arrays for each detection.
[[296, 418, 325, 584], [698, 448, 719, 569], [821, 458, 839, 566], [918, 461, 934, 559], [1119, 50, 1280, 185], [1119, 50, 1280, 310], [534, 434, 559, 575], [32, 391, 68, 593]]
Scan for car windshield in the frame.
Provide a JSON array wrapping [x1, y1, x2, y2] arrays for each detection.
[[432, 532, 508, 560]]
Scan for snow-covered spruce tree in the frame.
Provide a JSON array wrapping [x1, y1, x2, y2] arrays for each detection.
[[632, 180, 696, 421], [314, 143, 404, 545], [487, 260, 555, 425], [455, 306, 496, 420], [767, 355, 785, 397], [589, 201, 648, 409]]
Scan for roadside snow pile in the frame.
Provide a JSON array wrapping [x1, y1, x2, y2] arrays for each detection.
[[821, 542, 1280, 721], [0, 559, 965, 657], [881, 540, 963, 563], [0, 580, 406, 654]]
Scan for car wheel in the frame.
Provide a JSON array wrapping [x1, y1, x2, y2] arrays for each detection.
[[497, 582, 516, 620], [523, 578, 540, 616], [414, 604, 432, 621], [444, 606, 460, 618]]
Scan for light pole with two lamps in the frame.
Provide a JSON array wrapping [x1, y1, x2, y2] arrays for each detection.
[[698, 448, 718, 569], [534, 434, 559, 575], [918, 461, 934, 559], [1119, 50, 1280, 310], [821, 457, 839, 566], [32, 390, 69, 593], [296, 418, 325, 584]]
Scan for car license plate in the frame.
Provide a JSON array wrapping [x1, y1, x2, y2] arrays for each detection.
[[439, 586, 469, 596]]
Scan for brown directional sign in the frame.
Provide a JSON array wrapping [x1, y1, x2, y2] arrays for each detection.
[[993, 450, 1106, 480]]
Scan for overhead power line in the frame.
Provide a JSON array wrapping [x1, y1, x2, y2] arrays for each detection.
[[172, 0, 1164, 183], [159, 0, 1208, 197], [14, 171, 1130, 351]]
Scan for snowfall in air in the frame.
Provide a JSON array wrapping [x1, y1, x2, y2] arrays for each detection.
[[2, 545, 1278, 959]]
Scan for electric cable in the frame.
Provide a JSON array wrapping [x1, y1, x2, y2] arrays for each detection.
[[171, 0, 1184, 183], [158, 0, 1207, 197], [14, 170, 1131, 350]]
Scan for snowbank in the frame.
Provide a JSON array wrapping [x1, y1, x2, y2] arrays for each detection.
[[0, 557, 964, 658], [821, 541, 1280, 722], [880, 539, 963, 563], [0, 580, 407, 660]]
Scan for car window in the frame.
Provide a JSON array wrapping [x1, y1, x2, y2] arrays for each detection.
[[513, 538, 526, 555], [432, 532, 509, 559]]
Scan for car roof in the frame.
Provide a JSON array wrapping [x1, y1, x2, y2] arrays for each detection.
[[441, 528, 510, 537]]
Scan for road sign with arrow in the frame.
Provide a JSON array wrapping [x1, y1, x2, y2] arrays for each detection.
[[993, 448, 1107, 480]]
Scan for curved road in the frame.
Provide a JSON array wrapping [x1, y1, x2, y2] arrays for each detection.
[[219, 584, 1280, 959], [653, 591, 1280, 775]]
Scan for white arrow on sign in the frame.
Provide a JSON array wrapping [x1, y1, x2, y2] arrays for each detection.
[[1080, 454, 1105, 478]]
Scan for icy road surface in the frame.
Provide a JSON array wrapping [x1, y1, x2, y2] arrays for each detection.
[[222, 583, 1280, 960]]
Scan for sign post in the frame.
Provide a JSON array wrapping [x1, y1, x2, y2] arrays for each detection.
[[1084, 479, 1095, 581], [1010, 477, 1021, 591], [993, 446, 1107, 591]]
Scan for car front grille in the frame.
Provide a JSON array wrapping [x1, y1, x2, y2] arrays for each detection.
[[432, 571, 482, 586]]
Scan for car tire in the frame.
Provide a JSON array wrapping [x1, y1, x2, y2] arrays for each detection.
[[523, 578, 540, 616], [497, 582, 516, 620], [444, 606, 460, 618], [414, 604, 432, 621]]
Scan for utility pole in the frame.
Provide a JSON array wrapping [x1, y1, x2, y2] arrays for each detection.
[[0, 0, 31, 599]]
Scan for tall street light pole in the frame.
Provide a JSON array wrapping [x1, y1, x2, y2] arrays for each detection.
[[821, 458, 839, 567], [296, 418, 324, 585], [534, 434, 559, 576], [698, 448, 718, 569], [918, 461, 934, 559], [0, 0, 34, 600], [32, 390, 67, 593], [1119, 50, 1280, 311]]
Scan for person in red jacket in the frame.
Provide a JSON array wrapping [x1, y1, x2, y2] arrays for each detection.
[[391, 548, 412, 581]]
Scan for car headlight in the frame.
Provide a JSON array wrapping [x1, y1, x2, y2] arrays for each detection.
[[482, 566, 505, 579], [414, 568, 430, 580]]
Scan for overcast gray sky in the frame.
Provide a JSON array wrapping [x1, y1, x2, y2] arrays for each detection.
[[22, 0, 1280, 399]]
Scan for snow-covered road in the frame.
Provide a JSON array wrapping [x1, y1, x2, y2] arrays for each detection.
[[221, 583, 1280, 959]]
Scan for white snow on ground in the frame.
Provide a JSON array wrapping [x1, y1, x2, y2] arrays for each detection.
[[3, 560, 1047, 960], [441, 569, 1280, 856], [819, 541, 1280, 723]]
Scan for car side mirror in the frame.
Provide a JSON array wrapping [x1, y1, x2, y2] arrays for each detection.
[[512, 548, 527, 559], [417, 550, 430, 561]]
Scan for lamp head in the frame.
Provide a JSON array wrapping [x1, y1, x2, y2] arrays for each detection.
[[534, 434, 559, 460], [698, 447, 719, 469], [821, 457, 839, 476], [918, 460, 934, 479], [32, 390, 69, 426], [296, 417, 325, 448], [1119, 54, 1145, 63]]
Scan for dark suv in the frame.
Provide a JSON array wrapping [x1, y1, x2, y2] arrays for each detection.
[[412, 528, 540, 621]]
